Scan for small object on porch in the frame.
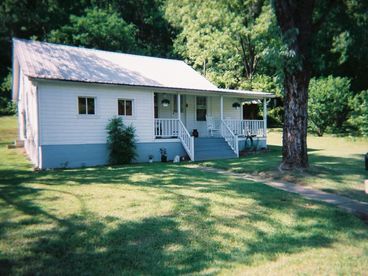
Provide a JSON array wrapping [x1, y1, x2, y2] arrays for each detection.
[[206, 116, 220, 136], [160, 148, 167, 162], [173, 155, 180, 163], [192, 129, 199, 138], [180, 156, 187, 162], [148, 154, 154, 163], [365, 152, 368, 170]]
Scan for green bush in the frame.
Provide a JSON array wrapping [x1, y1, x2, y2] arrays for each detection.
[[0, 72, 16, 116], [348, 90, 368, 136], [308, 76, 353, 136], [106, 117, 137, 165]]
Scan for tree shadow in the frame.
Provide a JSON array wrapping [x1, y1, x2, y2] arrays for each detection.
[[201, 145, 368, 202], [1, 161, 367, 274]]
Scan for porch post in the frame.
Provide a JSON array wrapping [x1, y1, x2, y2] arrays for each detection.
[[220, 96, 224, 120], [263, 98, 267, 137], [177, 93, 181, 121]]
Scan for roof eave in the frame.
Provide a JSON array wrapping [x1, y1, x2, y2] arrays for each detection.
[[30, 77, 276, 99]]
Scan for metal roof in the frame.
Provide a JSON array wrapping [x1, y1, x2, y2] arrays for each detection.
[[13, 38, 274, 98]]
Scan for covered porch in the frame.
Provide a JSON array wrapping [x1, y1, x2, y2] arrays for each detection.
[[152, 89, 273, 161]]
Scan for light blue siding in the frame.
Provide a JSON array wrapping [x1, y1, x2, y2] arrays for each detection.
[[238, 138, 267, 151], [41, 141, 187, 169]]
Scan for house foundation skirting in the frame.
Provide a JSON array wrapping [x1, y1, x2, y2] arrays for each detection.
[[40, 141, 187, 169], [238, 137, 267, 151]]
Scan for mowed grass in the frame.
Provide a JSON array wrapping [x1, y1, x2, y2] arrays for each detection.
[[202, 129, 368, 203], [1, 116, 368, 275]]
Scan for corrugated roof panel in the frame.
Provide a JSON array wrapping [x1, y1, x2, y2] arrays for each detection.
[[13, 38, 217, 90]]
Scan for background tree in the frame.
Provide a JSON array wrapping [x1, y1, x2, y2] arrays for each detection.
[[308, 76, 353, 136], [348, 90, 368, 136], [48, 7, 138, 53], [165, 0, 283, 91]]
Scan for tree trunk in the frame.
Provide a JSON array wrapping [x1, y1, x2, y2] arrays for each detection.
[[282, 70, 309, 169], [273, 0, 315, 170]]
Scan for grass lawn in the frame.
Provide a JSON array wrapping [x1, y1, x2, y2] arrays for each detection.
[[201, 129, 368, 203], [1, 116, 368, 275]]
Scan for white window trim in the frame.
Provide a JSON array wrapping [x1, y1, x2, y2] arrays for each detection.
[[117, 98, 135, 119], [77, 96, 97, 117], [195, 96, 207, 121]]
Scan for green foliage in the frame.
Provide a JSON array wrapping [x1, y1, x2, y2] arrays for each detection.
[[348, 90, 368, 136], [165, 0, 283, 89], [48, 7, 138, 53], [0, 72, 16, 115], [311, 0, 368, 91], [308, 76, 353, 136], [268, 106, 283, 127], [106, 117, 137, 165]]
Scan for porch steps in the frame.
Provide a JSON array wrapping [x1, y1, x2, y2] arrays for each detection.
[[194, 138, 237, 161]]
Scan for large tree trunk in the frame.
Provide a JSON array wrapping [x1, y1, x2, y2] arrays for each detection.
[[273, 0, 315, 170], [282, 69, 309, 169]]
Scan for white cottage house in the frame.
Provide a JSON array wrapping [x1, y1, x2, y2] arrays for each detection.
[[12, 38, 274, 169]]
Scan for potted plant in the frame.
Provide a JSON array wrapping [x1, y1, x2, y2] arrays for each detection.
[[160, 148, 167, 162], [148, 154, 154, 163]]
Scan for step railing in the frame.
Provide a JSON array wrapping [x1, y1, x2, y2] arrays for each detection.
[[224, 119, 265, 137], [154, 118, 179, 138], [220, 120, 239, 157], [178, 120, 195, 161]]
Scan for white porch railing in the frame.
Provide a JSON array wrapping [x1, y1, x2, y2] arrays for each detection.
[[224, 119, 265, 137], [178, 120, 195, 161], [154, 119, 179, 138], [220, 120, 239, 157], [154, 118, 194, 161]]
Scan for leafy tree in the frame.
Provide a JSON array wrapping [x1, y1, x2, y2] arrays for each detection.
[[106, 117, 137, 165], [308, 76, 353, 136], [105, 0, 175, 57], [348, 90, 368, 136], [0, 72, 15, 115], [311, 1, 368, 92], [48, 7, 138, 53], [165, 0, 283, 90]]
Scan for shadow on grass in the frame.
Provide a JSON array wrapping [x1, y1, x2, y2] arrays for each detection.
[[1, 161, 367, 274], [201, 145, 368, 202]]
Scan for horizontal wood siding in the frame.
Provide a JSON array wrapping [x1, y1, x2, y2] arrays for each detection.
[[18, 68, 39, 165], [39, 82, 154, 145]]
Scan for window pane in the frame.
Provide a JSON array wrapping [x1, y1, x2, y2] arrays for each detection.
[[125, 100, 132, 116], [87, 98, 95, 114], [78, 97, 86, 114], [196, 96, 206, 108], [118, 100, 125, 115], [197, 109, 206, 121], [196, 96, 207, 121]]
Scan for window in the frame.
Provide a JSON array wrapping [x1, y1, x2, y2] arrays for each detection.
[[78, 97, 95, 115], [118, 99, 133, 116], [196, 96, 207, 121]]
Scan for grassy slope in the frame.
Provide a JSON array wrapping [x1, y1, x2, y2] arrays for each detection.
[[202, 129, 368, 203], [0, 116, 368, 275]]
